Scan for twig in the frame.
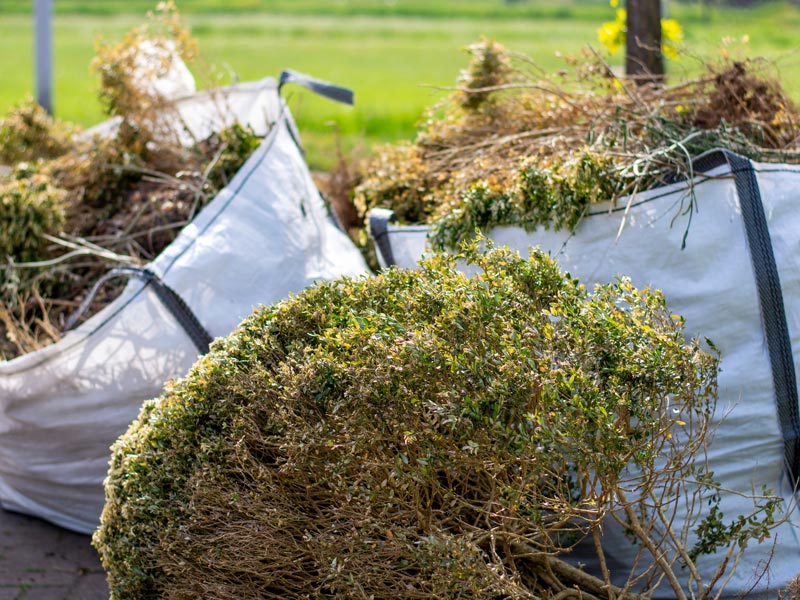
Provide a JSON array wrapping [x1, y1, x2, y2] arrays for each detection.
[[615, 488, 688, 600], [11, 234, 138, 269]]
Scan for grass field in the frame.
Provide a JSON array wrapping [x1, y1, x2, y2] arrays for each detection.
[[2, 1, 799, 168]]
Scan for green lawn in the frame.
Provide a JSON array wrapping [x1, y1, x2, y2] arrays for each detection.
[[2, 1, 799, 168]]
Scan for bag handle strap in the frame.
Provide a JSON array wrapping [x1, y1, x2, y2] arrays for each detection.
[[278, 69, 354, 106], [695, 149, 800, 484], [66, 267, 213, 355]]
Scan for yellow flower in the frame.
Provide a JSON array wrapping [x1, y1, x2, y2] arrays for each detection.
[[661, 18, 683, 43], [597, 8, 626, 55], [661, 18, 684, 60], [599, 6, 683, 60]]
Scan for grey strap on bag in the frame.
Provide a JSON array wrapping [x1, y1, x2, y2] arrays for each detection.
[[368, 208, 397, 268], [278, 69, 354, 106]]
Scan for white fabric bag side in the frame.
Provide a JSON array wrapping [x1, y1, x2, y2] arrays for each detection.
[[0, 89, 368, 534], [150, 115, 368, 335], [0, 284, 196, 533], [83, 77, 278, 145], [368, 159, 800, 597]]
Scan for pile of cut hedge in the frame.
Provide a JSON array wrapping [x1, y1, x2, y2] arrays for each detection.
[[89, 37, 800, 599], [94, 242, 726, 599], [352, 40, 800, 253], [0, 2, 261, 359]]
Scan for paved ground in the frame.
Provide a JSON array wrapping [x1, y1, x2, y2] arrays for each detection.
[[0, 509, 108, 600]]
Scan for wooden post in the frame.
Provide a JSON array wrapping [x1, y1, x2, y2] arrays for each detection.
[[625, 0, 664, 82], [35, 0, 53, 114]]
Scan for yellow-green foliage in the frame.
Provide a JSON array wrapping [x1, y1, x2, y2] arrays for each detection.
[[94, 243, 722, 600], [456, 38, 512, 111], [92, 0, 198, 158], [430, 150, 620, 250], [0, 173, 64, 267], [0, 98, 75, 164]]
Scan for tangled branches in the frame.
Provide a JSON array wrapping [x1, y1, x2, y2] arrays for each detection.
[[354, 40, 800, 250], [94, 242, 781, 599], [0, 3, 263, 360]]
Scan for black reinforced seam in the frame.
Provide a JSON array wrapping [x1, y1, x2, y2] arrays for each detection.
[[142, 270, 214, 355], [369, 208, 397, 268], [63, 266, 212, 356], [696, 150, 800, 484], [66, 267, 213, 356]]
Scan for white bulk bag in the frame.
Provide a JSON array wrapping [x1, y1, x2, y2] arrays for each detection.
[[0, 75, 368, 534], [368, 150, 800, 597]]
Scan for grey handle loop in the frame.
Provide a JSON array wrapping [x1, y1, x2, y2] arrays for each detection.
[[66, 267, 213, 355], [278, 69, 354, 106]]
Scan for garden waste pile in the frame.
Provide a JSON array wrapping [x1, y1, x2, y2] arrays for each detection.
[[0, 2, 367, 534], [0, 12, 795, 596], [94, 242, 735, 600], [0, 2, 261, 360], [86, 33, 800, 599], [355, 40, 800, 598], [353, 40, 800, 251]]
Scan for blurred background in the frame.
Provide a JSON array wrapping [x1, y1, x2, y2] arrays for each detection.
[[2, 0, 799, 169]]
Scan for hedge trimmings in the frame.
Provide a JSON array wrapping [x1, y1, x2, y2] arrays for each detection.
[[354, 40, 800, 251], [0, 3, 265, 360], [90, 242, 780, 599]]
